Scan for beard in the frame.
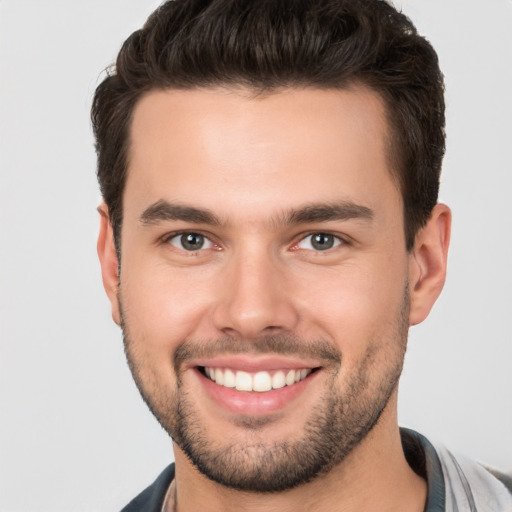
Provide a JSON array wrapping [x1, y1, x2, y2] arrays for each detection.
[[121, 287, 409, 493]]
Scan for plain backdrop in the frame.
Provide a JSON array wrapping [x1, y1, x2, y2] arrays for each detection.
[[1, 1, 511, 511]]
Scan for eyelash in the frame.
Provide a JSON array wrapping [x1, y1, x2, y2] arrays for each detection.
[[163, 231, 217, 252], [292, 232, 345, 252], [162, 231, 347, 253]]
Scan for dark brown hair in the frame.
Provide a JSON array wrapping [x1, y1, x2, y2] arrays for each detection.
[[92, 0, 445, 252]]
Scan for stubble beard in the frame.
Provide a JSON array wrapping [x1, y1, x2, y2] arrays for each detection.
[[121, 289, 409, 493]]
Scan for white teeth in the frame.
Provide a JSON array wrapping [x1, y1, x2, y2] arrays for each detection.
[[235, 371, 253, 391], [223, 368, 236, 388], [253, 372, 272, 392], [272, 371, 286, 389], [204, 367, 313, 392]]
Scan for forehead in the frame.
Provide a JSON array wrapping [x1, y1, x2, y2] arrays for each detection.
[[125, 86, 400, 221]]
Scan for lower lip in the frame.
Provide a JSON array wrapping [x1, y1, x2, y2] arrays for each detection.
[[195, 368, 320, 416]]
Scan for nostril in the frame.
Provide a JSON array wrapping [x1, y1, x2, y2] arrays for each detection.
[[262, 325, 283, 333]]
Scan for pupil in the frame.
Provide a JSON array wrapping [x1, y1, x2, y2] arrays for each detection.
[[181, 233, 204, 250], [312, 233, 334, 250]]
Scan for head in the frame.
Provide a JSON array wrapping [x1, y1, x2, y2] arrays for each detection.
[[92, 0, 445, 255], [94, 0, 450, 494]]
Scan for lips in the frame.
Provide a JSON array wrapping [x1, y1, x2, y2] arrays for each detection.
[[192, 358, 322, 415]]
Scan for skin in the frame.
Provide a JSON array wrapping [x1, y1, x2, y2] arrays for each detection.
[[98, 86, 451, 511]]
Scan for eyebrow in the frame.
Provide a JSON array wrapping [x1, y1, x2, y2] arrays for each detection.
[[284, 202, 374, 225], [139, 199, 374, 228], [139, 200, 221, 226]]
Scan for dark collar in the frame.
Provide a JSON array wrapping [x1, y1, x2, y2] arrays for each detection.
[[120, 463, 175, 512], [401, 427, 446, 512]]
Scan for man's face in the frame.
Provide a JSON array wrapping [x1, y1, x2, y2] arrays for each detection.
[[115, 87, 413, 491]]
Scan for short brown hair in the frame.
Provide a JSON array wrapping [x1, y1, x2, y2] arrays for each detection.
[[92, 0, 445, 252]]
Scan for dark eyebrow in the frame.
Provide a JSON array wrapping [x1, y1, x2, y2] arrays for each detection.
[[139, 200, 221, 226], [139, 199, 373, 228], [284, 202, 374, 226]]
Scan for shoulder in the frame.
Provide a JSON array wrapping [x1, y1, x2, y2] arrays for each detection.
[[120, 464, 175, 512], [485, 467, 512, 494], [435, 445, 512, 511], [401, 428, 512, 512]]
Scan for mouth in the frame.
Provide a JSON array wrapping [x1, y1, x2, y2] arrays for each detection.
[[191, 358, 323, 416], [198, 366, 317, 392]]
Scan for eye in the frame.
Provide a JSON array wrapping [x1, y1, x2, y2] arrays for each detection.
[[296, 233, 343, 251], [167, 232, 214, 251]]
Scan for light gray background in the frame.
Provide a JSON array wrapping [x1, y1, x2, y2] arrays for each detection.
[[1, 1, 511, 511]]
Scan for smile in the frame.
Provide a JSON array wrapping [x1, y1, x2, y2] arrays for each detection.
[[192, 357, 323, 415], [201, 367, 313, 392]]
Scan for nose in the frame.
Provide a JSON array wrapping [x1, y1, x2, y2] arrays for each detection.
[[212, 248, 300, 339]]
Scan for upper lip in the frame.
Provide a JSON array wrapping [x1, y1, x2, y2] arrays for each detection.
[[187, 355, 322, 373]]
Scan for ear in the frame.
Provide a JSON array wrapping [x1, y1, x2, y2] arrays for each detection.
[[408, 203, 451, 326], [97, 203, 121, 325]]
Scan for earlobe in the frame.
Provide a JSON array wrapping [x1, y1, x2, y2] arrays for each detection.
[[408, 203, 451, 325], [97, 203, 121, 325]]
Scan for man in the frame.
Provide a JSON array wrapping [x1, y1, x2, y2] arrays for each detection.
[[92, 0, 512, 510]]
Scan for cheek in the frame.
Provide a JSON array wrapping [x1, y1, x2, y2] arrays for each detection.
[[292, 258, 408, 353], [120, 257, 217, 350], [119, 264, 214, 396]]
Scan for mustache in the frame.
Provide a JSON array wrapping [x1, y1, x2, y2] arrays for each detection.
[[173, 335, 342, 373]]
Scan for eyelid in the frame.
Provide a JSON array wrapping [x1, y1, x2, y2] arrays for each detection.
[[161, 230, 218, 251], [291, 232, 347, 251], [159, 229, 349, 252]]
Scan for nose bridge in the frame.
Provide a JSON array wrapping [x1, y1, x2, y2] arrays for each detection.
[[212, 239, 298, 338]]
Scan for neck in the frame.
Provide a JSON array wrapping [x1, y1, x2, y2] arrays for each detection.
[[170, 402, 426, 512]]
